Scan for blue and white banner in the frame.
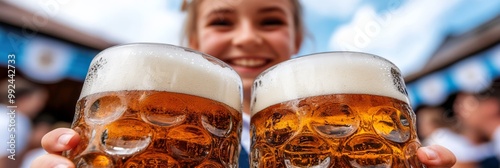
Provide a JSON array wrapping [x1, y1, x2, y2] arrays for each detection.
[[0, 23, 99, 83], [407, 44, 500, 108]]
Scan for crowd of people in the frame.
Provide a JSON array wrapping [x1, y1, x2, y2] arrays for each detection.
[[0, 77, 73, 168], [418, 78, 500, 168]]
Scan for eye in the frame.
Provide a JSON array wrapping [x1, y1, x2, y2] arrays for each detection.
[[208, 18, 233, 27], [261, 18, 285, 26]]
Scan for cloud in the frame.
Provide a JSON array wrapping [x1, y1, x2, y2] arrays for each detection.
[[328, 6, 380, 51], [328, 0, 462, 75], [6, 0, 185, 45], [300, 0, 362, 19]]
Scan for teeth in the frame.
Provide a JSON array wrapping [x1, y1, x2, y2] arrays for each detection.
[[232, 58, 266, 68]]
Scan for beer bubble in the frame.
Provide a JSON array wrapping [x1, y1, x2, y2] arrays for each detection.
[[167, 125, 212, 162], [86, 94, 126, 124], [283, 135, 332, 167], [310, 103, 359, 138], [404, 141, 423, 168], [251, 124, 257, 146], [142, 112, 186, 127], [262, 109, 299, 145], [101, 119, 152, 155], [141, 93, 187, 127], [218, 137, 239, 167], [65, 125, 89, 159], [201, 112, 233, 137], [347, 159, 391, 168], [251, 143, 275, 168], [372, 107, 410, 143], [123, 152, 180, 168], [196, 160, 225, 168], [342, 136, 392, 168], [73, 102, 83, 128], [74, 152, 114, 168], [148, 127, 170, 153], [284, 158, 331, 168]]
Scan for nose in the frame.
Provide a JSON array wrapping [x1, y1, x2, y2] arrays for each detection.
[[232, 20, 263, 49]]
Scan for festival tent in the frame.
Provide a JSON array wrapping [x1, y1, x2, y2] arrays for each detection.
[[405, 16, 500, 109], [0, 1, 115, 122]]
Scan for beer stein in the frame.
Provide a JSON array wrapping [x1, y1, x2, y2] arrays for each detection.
[[250, 52, 423, 167], [64, 43, 243, 167]]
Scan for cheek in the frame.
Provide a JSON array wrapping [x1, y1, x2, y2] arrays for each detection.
[[197, 31, 229, 58], [476, 103, 495, 119], [265, 30, 295, 60]]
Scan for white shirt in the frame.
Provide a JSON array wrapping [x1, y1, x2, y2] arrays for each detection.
[[492, 127, 500, 159], [0, 105, 32, 157], [20, 148, 47, 168], [424, 128, 496, 162], [241, 112, 251, 154]]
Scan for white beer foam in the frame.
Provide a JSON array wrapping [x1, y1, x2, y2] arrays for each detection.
[[80, 43, 242, 110], [251, 52, 409, 115]]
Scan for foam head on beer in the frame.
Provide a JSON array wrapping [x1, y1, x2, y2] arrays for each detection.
[[80, 43, 242, 110], [251, 52, 409, 114]]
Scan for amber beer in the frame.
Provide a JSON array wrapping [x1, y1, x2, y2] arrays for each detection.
[[63, 44, 242, 167], [250, 52, 424, 167]]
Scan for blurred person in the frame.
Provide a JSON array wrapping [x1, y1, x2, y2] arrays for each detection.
[[20, 120, 70, 168], [32, 0, 457, 167], [418, 105, 497, 168], [0, 77, 49, 168], [454, 79, 500, 161], [417, 106, 450, 141], [19, 115, 56, 168], [26, 115, 56, 156]]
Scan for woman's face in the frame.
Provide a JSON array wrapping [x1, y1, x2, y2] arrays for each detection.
[[190, 0, 301, 96]]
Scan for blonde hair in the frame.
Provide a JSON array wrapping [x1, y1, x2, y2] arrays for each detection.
[[181, 0, 305, 47]]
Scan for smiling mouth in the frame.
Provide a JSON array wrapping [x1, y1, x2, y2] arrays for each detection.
[[229, 58, 269, 68]]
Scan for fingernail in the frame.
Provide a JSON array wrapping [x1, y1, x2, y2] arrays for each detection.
[[423, 147, 438, 160], [54, 164, 69, 168], [58, 133, 73, 145]]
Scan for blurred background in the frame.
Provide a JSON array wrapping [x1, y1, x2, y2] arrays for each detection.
[[0, 0, 499, 167]]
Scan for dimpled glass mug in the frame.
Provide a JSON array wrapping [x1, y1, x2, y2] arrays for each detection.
[[63, 43, 243, 168], [250, 52, 423, 167]]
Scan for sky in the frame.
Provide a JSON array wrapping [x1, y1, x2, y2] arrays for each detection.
[[6, 0, 500, 76]]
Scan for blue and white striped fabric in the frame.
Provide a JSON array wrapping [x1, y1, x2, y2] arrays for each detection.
[[407, 44, 500, 108]]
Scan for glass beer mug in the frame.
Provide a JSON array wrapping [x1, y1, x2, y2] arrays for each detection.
[[250, 52, 423, 167], [63, 43, 242, 167]]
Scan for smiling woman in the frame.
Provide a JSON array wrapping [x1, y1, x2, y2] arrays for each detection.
[[182, 0, 305, 115], [181, 2, 306, 166], [29, 0, 458, 167]]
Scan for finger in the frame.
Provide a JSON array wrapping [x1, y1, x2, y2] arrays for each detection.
[[30, 154, 75, 168], [41, 128, 80, 154], [417, 145, 456, 168]]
